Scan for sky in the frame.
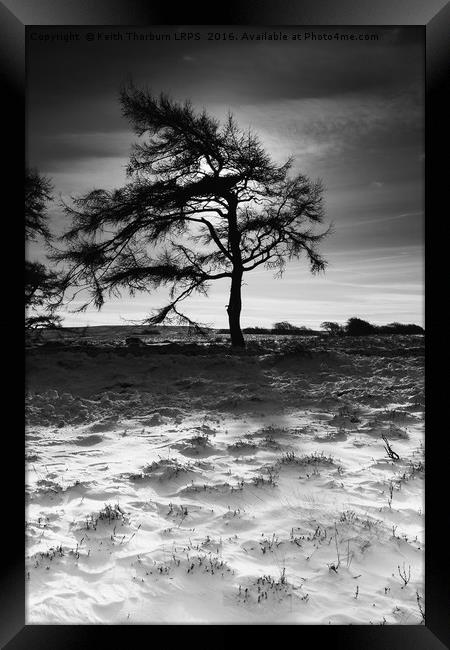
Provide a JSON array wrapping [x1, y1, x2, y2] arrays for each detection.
[[26, 26, 424, 329]]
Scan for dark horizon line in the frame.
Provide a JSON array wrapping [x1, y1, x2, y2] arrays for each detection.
[[42, 320, 425, 331]]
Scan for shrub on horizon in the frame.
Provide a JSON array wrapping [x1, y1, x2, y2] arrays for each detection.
[[345, 317, 378, 336], [243, 326, 272, 334], [378, 322, 424, 335], [321, 321, 345, 336]]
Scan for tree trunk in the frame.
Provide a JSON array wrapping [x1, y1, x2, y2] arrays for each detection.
[[227, 269, 245, 347], [226, 194, 245, 347]]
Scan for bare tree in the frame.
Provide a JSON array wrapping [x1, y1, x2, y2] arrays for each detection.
[[55, 86, 330, 347]]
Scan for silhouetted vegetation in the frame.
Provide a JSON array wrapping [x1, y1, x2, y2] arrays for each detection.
[[25, 168, 53, 241], [53, 86, 330, 348], [221, 317, 423, 338], [239, 321, 319, 335], [345, 317, 378, 336], [273, 321, 299, 332], [241, 327, 272, 335], [25, 169, 63, 330], [321, 321, 345, 336], [377, 322, 424, 335], [272, 322, 318, 335], [344, 317, 423, 336]]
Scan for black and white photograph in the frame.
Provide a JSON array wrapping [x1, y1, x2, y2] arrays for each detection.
[[25, 25, 426, 625]]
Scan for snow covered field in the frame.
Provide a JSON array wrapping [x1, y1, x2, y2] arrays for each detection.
[[25, 330, 425, 624]]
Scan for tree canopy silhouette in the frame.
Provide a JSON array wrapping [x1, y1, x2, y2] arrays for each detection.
[[321, 321, 344, 336], [345, 317, 377, 336], [55, 86, 330, 346], [26, 169, 53, 241], [25, 169, 62, 329]]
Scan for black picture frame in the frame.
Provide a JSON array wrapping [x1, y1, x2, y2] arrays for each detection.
[[3, 1, 449, 648]]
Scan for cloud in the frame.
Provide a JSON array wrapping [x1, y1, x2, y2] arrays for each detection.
[[27, 27, 424, 328], [228, 87, 423, 162], [29, 131, 133, 167]]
